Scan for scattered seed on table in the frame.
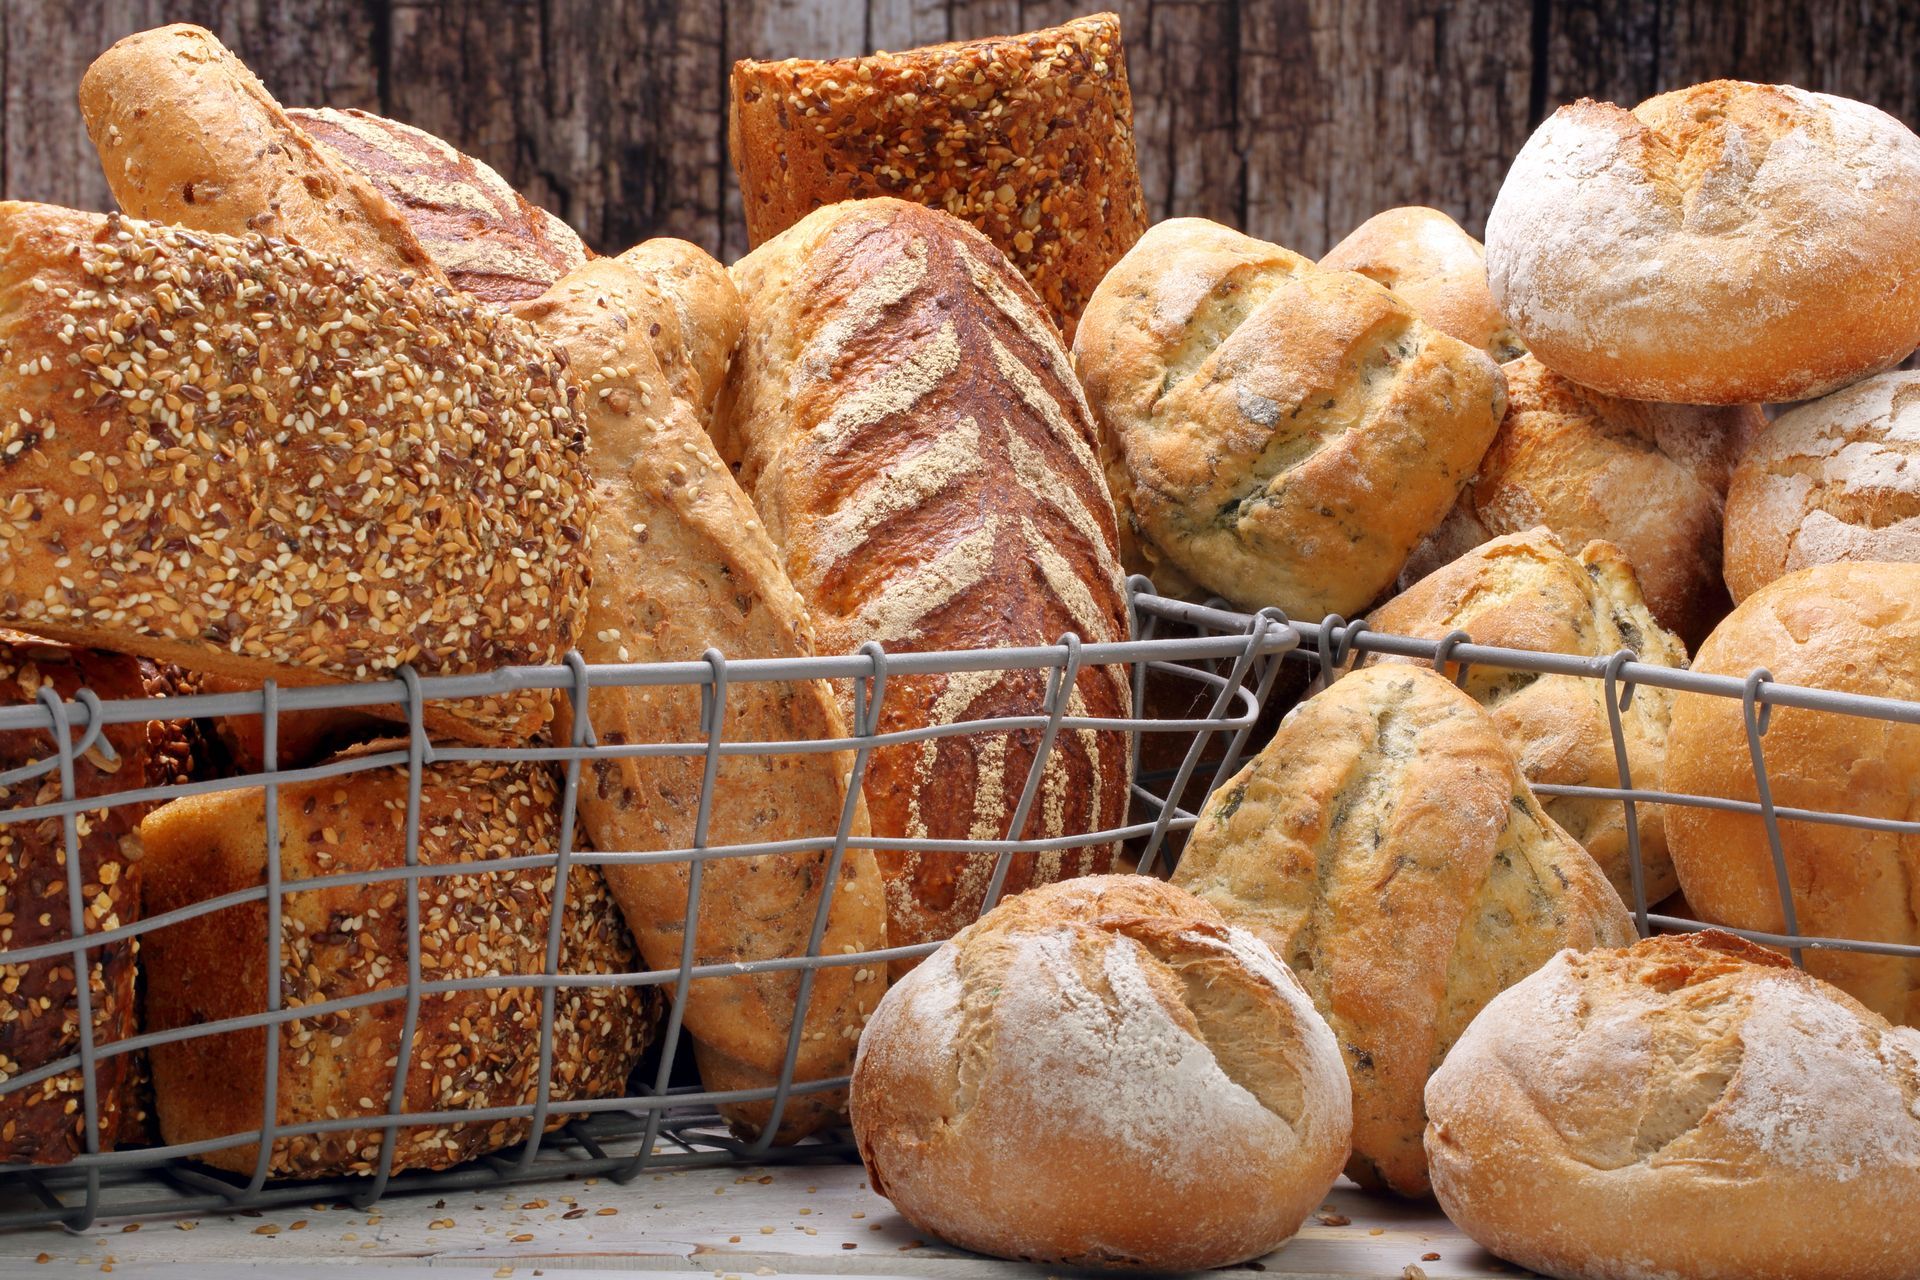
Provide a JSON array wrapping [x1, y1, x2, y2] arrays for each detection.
[[289, 1221, 308, 1231], [561, 1210, 587, 1220], [119, 1226, 138, 1234], [596, 1208, 617, 1217], [1423, 1253, 1441, 1261], [253, 1225, 280, 1237], [522, 1201, 547, 1210], [512, 1233, 534, 1243]]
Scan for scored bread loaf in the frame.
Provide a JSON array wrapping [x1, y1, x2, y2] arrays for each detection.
[[1320, 206, 1525, 361], [513, 254, 888, 1142], [0, 203, 590, 745], [721, 199, 1133, 963]]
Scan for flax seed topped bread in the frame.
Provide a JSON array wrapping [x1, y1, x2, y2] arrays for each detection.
[[1320, 206, 1526, 362]]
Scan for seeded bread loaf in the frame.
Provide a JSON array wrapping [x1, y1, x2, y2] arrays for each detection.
[[1320, 207, 1525, 361], [729, 13, 1147, 339], [1172, 664, 1634, 1196], [1367, 529, 1689, 904], [0, 203, 590, 745], [1074, 218, 1507, 616], [721, 199, 1133, 964]]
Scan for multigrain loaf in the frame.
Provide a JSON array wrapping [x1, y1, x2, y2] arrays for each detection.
[[729, 13, 1148, 339], [0, 204, 591, 745], [851, 876, 1350, 1271], [1074, 217, 1507, 616], [514, 255, 887, 1142], [1486, 80, 1920, 404], [139, 752, 656, 1178], [1172, 664, 1634, 1196], [1665, 562, 1920, 1026], [1367, 529, 1689, 904], [1427, 931, 1920, 1280], [1724, 370, 1920, 601], [1319, 206, 1525, 361], [722, 199, 1132, 962]]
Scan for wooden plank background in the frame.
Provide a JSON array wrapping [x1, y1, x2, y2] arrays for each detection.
[[5, 1, 1918, 261]]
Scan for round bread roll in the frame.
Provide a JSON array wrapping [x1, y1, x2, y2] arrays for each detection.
[[1725, 370, 1920, 602], [850, 875, 1350, 1271], [1074, 217, 1507, 617], [1320, 206, 1526, 361], [1666, 562, 1920, 1025], [1426, 930, 1920, 1280], [1172, 665, 1634, 1196], [1486, 81, 1920, 404]]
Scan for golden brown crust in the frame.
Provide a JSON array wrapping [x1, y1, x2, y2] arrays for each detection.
[[182, 672, 387, 774], [728, 13, 1147, 339], [613, 239, 743, 432], [722, 199, 1132, 964], [1172, 665, 1634, 1196], [1319, 207, 1525, 361]]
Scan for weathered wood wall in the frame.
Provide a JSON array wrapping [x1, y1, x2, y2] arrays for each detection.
[[6, 1, 1918, 260]]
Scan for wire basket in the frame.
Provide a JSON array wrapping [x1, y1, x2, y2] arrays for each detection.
[[0, 579, 1916, 1231]]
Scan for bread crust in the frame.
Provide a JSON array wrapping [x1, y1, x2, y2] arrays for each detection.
[[612, 239, 742, 433], [1320, 206, 1525, 361]]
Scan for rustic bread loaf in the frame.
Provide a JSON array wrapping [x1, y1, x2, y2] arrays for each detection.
[[852, 875, 1350, 1271], [1074, 217, 1507, 617], [613, 239, 742, 433], [1486, 81, 1920, 404], [1427, 931, 1920, 1280], [722, 199, 1132, 962], [1368, 530, 1689, 904], [139, 752, 656, 1178], [79, 25, 444, 285], [1724, 370, 1920, 602], [1320, 206, 1525, 361], [513, 255, 887, 1143], [0, 203, 590, 745], [1666, 562, 1920, 1026], [729, 14, 1147, 341], [1172, 664, 1634, 1196]]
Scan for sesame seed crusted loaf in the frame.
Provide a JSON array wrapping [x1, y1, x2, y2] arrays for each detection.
[[1426, 930, 1920, 1280], [138, 751, 657, 1179], [728, 13, 1147, 340], [1172, 664, 1634, 1197], [0, 202, 592, 746], [1319, 206, 1526, 362], [721, 199, 1133, 968], [1366, 528, 1689, 905]]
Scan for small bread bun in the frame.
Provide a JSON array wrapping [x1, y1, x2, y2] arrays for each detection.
[[1724, 370, 1920, 601], [1427, 930, 1920, 1280], [1486, 81, 1920, 404], [1320, 206, 1525, 361], [850, 875, 1350, 1271]]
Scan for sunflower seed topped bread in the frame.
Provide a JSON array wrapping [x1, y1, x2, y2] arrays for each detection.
[[1427, 930, 1920, 1280], [1320, 206, 1525, 361], [1485, 80, 1920, 404], [0, 203, 590, 744], [1074, 217, 1507, 617], [1172, 664, 1634, 1196], [851, 876, 1352, 1271], [722, 199, 1132, 963], [1368, 530, 1689, 905], [729, 13, 1148, 340]]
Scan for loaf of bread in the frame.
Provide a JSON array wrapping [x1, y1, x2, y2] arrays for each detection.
[[514, 255, 887, 1142], [1320, 206, 1525, 361], [1666, 562, 1920, 1025], [80, 26, 444, 285], [1074, 217, 1507, 617], [722, 199, 1132, 961], [613, 239, 742, 433], [180, 672, 386, 775], [1427, 930, 1920, 1280], [1486, 81, 1920, 404], [140, 752, 656, 1177], [0, 203, 590, 745], [852, 876, 1350, 1271], [1725, 370, 1920, 602], [1173, 664, 1634, 1196], [1368, 529, 1689, 904]]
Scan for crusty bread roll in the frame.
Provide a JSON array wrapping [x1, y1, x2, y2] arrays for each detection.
[[851, 876, 1350, 1271], [0, 203, 590, 745], [1367, 529, 1688, 905], [1725, 370, 1920, 602], [1486, 81, 1920, 404], [729, 13, 1147, 339], [1427, 930, 1920, 1280], [1173, 664, 1634, 1196], [1320, 206, 1525, 361], [1666, 562, 1920, 1025], [1074, 217, 1507, 617], [722, 199, 1132, 962]]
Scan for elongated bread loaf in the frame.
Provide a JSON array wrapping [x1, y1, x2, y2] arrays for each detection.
[[722, 199, 1133, 963], [614, 240, 741, 433], [513, 255, 888, 1142]]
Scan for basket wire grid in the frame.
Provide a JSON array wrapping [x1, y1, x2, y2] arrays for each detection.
[[0, 577, 1916, 1231]]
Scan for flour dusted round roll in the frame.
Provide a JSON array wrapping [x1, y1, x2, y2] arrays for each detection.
[[1320, 205, 1525, 361], [850, 876, 1350, 1271]]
